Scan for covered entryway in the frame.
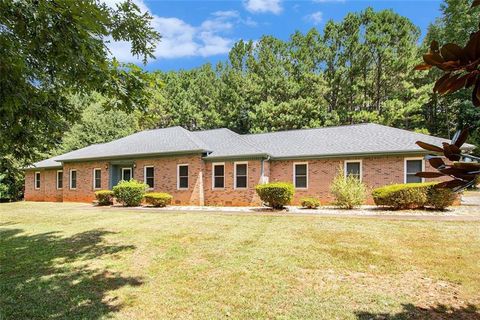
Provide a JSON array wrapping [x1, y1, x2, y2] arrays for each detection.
[[108, 161, 135, 189]]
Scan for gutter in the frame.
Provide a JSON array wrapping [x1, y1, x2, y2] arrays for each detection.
[[56, 149, 207, 163], [268, 150, 437, 161]]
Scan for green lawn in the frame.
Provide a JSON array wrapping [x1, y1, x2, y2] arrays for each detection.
[[1, 202, 479, 319]]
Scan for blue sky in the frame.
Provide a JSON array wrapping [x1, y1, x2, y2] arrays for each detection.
[[107, 0, 443, 71]]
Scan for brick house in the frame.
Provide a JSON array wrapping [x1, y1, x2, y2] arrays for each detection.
[[24, 123, 475, 206]]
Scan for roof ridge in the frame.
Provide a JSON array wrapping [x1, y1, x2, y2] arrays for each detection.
[[179, 127, 211, 151], [242, 123, 373, 137], [224, 129, 267, 154]]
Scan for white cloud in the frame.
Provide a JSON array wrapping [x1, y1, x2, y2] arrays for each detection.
[[304, 11, 323, 25], [244, 0, 282, 14], [103, 1, 255, 62]]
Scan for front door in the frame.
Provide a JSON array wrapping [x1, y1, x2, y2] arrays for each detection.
[[121, 168, 132, 181]]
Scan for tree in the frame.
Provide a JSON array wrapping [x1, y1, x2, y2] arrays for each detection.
[[0, 0, 160, 164]]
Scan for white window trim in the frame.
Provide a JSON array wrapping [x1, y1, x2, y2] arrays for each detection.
[[344, 160, 363, 182], [121, 167, 132, 181], [144, 165, 154, 190], [34, 171, 41, 190], [293, 162, 308, 189], [234, 161, 248, 189], [56, 170, 63, 190], [177, 164, 189, 190], [212, 162, 226, 190], [69, 169, 77, 190], [404, 157, 425, 184], [93, 168, 102, 190]]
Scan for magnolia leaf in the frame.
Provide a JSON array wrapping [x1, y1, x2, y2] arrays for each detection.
[[452, 128, 469, 148], [415, 172, 445, 178], [427, 157, 446, 169], [416, 141, 444, 153]]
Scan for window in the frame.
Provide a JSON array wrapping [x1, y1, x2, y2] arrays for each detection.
[[345, 160, 362, 180], [212, 163, 225, 189], [235, 162, 248, 189], [144, 166, 154, 189], [178, 164, 188, 189], [294, 163, 308, 189], [70, 170, 77, 189], [405, 158, 424, 183], [121, 168, 132, 181], [34, 172, 41, 190], [57, 170, 63, 189], [93, 168, 101, 189]]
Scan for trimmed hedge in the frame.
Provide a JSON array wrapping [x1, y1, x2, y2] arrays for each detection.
[[372, 182, 456, 210], [144, 192, 173, 207], [255, 182, 294, 209], [113, 180, 147, 207], [94, 190, 114, 206], [301, 197, 320, 209]]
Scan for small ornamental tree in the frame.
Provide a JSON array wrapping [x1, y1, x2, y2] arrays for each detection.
[[330, 167, 367, 209]]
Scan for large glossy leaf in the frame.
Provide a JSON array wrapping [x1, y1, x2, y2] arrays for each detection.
[[473, 0, 480, 8], [444, 73, 469, 94], [440, 43, 463, 61], [452, 162, 480, 170], [452, 128, 469, 148], [414, 63, 432, 71], [416, 141, 443, 153], [427, 157, 446, 169], [416, 172, 445, 178], [423, 52, 444, 65], [435, 180, 466, 189], [442, 143, 462, 161]]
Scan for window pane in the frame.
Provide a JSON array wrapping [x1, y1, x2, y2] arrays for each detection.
[[145, 167, 154, 188], [146, 167, 154, 177], [406, 174, 422, 183], [346, 162, 360, 176], [236, 176, 247, 188], [236, 164, 247, 176], [295, 176, 307, 188], [57, 172, 63, 189], [295, 164, 307, 176], [407, 160, 422, 174], [179, 176, 188, 188], [123, 169, 131, 181], [71, 171, 77, 189], [94, 170, 101, 189], [35, 173, 40, 189], [179, 165, 188, 177], [214, 176, 224, 188], [214, 165, 224, 176]]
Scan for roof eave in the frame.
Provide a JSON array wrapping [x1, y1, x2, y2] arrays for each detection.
[[57, 149, 208, 163], [269, 150, 433, 160], [202, 153, 269, 161]]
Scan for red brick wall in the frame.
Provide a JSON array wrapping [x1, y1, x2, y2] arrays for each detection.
[[268, 155, 443, 205], [62, 161, 110, 202], [25, 154, 443, 206], [202, 160, 264, 206], [134, 155, 204, 205], [24, 169, 63, 202]]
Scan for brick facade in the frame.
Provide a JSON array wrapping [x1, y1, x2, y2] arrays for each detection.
[[24, 153, 442, 206]]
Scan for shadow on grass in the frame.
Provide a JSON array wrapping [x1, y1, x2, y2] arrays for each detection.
[[356, 303, 480, 320], [0, 228, 142, 320]]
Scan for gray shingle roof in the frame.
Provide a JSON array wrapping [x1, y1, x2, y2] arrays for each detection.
[[243, 123, 475, 158], [26, 156, 62, 170], [56, 126, 210, 162], [191, 128, 266, 159], [28, 123, 476, 169]]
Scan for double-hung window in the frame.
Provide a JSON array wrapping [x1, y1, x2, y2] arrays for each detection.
[[294, 163, 308, 189], [178, 165, 189, 189], [144, 166, 154, 189], [57, 170, 63, 189], [93, 168, 102, 189], [70, 169, 77, 190], [405, 158, 424, 183], [34, 172, 41, 190], [212, 163, 225, 189], [235, 162, 248, 189], [345, 160, 362, 180]]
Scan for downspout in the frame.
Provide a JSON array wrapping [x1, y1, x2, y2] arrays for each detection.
[[260, 155, 270, 184]]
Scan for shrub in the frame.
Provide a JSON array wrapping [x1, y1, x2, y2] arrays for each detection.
[[113, 180, 147, 207], [372, 182, 456, 210], [255, 182, 294, 209], [94, 190, 114, 206], [330, 168, 367, 209], [301, 197, 320, 209], [144, 192, 173, 207], [426, 187, 457, 210]]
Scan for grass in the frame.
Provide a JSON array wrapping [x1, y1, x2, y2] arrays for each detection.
[[1, 202, 479, 319]]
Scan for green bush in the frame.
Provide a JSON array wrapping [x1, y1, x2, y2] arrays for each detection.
[[113, 180, 147, 207], [427, 187, 457, 210], [255, 182, 295, 209], [144, 192, 173, 207], [301, 197, 320, 209], [94, 190, 114, 206], [330, 168, 367, 209], [372, 182, 456, 210]]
